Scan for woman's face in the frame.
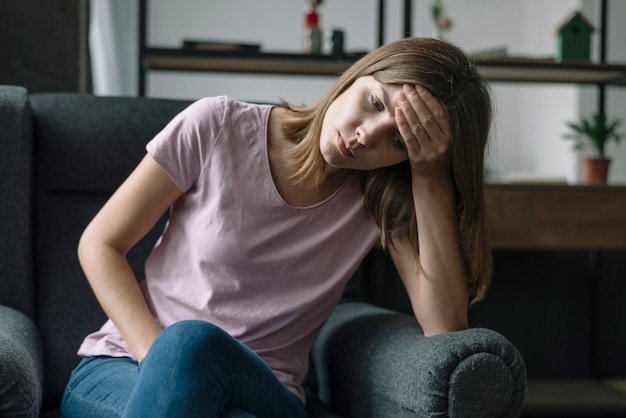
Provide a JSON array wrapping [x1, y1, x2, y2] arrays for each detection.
[[320, 76, 409, 172]]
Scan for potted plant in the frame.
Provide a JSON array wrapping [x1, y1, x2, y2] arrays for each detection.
[[563, 113, 624, 184]]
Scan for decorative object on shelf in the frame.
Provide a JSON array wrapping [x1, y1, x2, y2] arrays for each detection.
[[331, 29, 344, 55], [431, 0, 453, 40], [302, 0, 323, 54], [554, 11, 595, 63], [563, 113, 624, 184]]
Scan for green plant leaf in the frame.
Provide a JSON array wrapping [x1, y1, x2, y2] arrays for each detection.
[[563, 113, 624, 158]]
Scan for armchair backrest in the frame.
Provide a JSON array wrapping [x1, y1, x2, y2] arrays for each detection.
[[0, 86, 34, 319], [1, 85, 192, 409]]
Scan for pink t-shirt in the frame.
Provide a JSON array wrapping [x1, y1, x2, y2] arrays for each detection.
[[78, 96, 380, 402]]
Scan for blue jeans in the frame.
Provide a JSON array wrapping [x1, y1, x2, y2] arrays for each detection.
[[61, 321, 308, 418]]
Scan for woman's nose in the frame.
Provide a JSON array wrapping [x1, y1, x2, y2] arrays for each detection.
[[356, 116, 395, 148], [356, 126, 375, 148]]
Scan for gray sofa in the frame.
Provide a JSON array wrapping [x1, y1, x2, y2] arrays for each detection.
[[0, 85, 527, 418]]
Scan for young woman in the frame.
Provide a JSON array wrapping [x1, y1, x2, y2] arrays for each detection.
[[61, 36, 493, 418]]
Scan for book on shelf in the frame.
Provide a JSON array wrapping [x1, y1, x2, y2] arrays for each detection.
[[470, 46, 508, 61], [504, 171, 568, 185], [470, 46, 556, 64], [182, 39, 261, 53]]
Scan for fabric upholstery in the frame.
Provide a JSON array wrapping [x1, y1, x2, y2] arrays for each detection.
[[30, 93, 189, 193], [0, 86, 33, 318], [313, 301, 526, 418], [0, 306, 43, 417]]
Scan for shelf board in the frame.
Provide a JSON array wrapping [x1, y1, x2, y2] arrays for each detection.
[[524, 378, 626, 416], [486, 184, 626, 250], [476, 57, 626, 85], [142, 48, 626, 85], [143, 48, 366, 76]]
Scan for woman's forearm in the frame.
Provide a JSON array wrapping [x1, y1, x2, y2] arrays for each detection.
[[77, 155, 182, 361], [78, 237, 162, 362], [391, 175, 469, 336], [413, 176, 468, 332]]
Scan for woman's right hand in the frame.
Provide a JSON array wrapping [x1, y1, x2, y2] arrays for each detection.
[[78, 154, 182, 361]]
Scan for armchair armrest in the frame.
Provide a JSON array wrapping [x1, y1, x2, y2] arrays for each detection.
[[311, 301, 526, 418], [0, 305, 43, 418]]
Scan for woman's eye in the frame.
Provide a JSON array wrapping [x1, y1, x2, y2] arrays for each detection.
[[393, 134, 406, 151], [370, 94, 383, 112]]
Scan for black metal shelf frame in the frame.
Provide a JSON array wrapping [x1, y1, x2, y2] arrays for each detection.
[[138, 0, 620, 123]]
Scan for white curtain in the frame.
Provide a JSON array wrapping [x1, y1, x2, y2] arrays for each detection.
[[89, 0, 137, 96]]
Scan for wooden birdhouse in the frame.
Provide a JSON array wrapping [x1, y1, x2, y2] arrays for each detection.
[[555, 11, 595, 63]]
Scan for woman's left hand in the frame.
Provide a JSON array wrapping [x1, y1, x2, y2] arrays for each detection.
[[394, 84, 453, 183]]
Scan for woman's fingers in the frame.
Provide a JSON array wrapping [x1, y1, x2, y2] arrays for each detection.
[[395, 84, 453, 175], [396, 84, 449, 145]]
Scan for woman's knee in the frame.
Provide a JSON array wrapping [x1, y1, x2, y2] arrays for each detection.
[[145, 320, 237, 365], [141, 320, 242, 374], [128, 321, 250, 414]]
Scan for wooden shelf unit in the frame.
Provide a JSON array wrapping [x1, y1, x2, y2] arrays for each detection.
[[142, 48, 366, 77], [486, 184, 626, 250]]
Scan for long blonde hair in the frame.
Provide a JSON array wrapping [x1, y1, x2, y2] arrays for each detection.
[[280, 37, 493, 304]]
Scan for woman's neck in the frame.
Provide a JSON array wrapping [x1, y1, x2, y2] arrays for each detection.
[[267, 107, 351, 207]]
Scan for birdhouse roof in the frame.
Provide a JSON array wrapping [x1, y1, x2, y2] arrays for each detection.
[[555, 10, 596, 33]]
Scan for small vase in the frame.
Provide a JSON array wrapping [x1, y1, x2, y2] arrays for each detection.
[[582, 157, 611, 185]]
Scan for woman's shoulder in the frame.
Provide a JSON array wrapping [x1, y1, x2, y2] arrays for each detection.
[[171, 96, 269, 135], [194, 95, 272, 116]]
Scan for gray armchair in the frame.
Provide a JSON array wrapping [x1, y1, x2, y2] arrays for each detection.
[[0, 85, 526, 417]]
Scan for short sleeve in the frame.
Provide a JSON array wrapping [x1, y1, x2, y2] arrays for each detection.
[[146, 96, 229, 192]]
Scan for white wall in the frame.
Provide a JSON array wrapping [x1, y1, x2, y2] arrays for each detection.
[[144, 0, 378, 104], [432, 0, 582, 182], [90, 0, 626, 184]]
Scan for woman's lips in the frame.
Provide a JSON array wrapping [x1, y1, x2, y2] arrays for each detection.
[[337, 134, 355, 159]]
